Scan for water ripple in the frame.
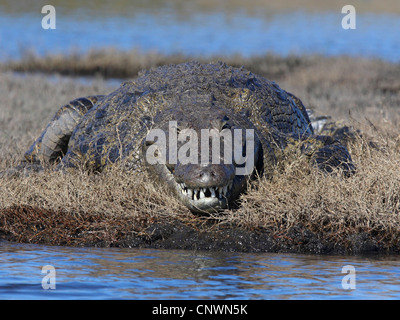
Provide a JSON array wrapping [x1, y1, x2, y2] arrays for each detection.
[[1, 241, 400, 299]]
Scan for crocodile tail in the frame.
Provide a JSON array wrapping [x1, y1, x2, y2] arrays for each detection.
[[24, 95, 105, 164]]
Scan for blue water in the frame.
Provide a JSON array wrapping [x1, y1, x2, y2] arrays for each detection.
[[1, 240, 400, 299], [0, 7, 399, 61]]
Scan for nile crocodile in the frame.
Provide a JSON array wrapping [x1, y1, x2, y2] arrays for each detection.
[[11, 61, 355, 213]]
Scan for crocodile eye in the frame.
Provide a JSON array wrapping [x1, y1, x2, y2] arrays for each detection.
[[166, 163, 175, 173], [221, 115, 231, 130], [221, 122, 231, 130], [140, 116, 153, 127]]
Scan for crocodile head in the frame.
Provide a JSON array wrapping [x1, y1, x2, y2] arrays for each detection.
[[141, 96, 263, 213]]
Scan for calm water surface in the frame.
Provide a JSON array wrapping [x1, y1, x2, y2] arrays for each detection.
[[1, 240, 400, 299], [0, 4, 399, 61]]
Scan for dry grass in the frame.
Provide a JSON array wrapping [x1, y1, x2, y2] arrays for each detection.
[[1, 52, 400, 254], [2, 49, 309, 80], [227, 124, 400, 249], [3, 49, 189, 79]]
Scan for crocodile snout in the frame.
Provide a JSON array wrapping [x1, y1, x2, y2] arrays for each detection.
[[175, 163, 235, 188]]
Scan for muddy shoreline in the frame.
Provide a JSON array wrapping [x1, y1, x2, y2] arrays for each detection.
[[0, 205, 392, 255]]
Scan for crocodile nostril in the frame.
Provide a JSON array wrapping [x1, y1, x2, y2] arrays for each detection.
[[174, 163, 235, 188]]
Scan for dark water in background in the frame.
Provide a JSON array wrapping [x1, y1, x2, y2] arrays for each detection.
[[1, 2, 400, 300], [1, 240, 400, 300], [0, 4, 399, 61]]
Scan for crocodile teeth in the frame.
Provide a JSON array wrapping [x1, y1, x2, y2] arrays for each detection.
[[178, 181, 234, 201], [210, 188, 216, 197]]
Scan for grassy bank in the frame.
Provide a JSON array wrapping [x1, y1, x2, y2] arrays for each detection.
[[3, 49, 311, 81], [1, 52, 400, 254]]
